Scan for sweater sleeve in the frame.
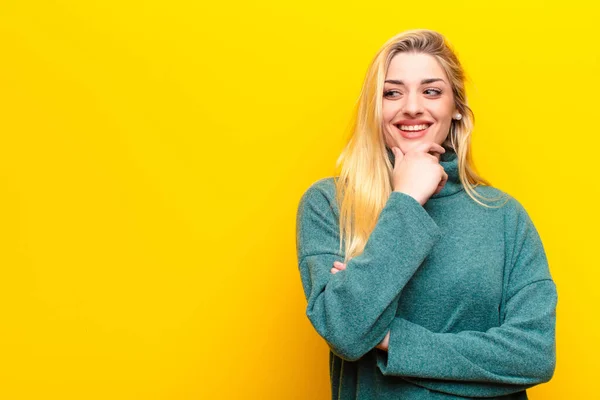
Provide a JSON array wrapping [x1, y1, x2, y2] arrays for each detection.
[[375, 198, 557, 398], [296, 181, 442, 362]]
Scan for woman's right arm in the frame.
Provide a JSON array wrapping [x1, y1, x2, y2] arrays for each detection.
[[296, 181, 440, 361]]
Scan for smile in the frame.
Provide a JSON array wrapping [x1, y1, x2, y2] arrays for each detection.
[[394, 123, 432, 139], [397, 124, 431, 131]]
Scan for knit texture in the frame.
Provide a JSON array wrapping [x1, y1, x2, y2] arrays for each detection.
[[295, 148, 557, 399]]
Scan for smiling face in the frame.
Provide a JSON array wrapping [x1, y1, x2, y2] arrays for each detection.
[[382, 52, 457, 155]]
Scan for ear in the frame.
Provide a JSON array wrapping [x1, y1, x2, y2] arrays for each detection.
[[451, 104, 460, 120]]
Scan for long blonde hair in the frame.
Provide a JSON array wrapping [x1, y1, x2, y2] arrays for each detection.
[[335, 29, 506, 261]]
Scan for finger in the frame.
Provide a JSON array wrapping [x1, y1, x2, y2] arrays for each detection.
[[427, 145, 446, 162], [435, 171, 448, 194], [429, 143, 446, 156], [418, 146, 442, 162], [392, 147, 404, 164], [433, 172, 448, 194], [427, 152, 442, 162], [333, 261, 347, 270], [413, 142, 446, 157], [330, 268, 338, 274]]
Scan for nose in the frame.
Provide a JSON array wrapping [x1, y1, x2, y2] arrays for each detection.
[[402, 91, 424, 116]]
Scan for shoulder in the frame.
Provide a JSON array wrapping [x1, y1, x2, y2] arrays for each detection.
[[469, 184, 541, 236], [474, 184, 539, 241], [471, 184, 528, 215], [298, 177, 338, 207], [296, 177, 340, 225]]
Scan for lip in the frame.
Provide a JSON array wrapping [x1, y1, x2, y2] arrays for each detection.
[[394, 123, 431, 139], [394, 119, 434, 126]]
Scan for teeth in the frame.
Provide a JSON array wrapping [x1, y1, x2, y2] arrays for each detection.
[[398, 124, 430, 131]]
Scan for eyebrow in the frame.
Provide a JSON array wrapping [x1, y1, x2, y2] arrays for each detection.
[[384, 78, 446, 85]]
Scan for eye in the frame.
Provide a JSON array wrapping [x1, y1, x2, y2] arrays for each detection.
[[424, 88, 442, 96], [383, 90, 401, 99]]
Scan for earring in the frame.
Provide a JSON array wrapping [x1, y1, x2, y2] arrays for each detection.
[[453, 113, 462, 120]]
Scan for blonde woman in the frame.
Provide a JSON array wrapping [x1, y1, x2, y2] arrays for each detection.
[[295, 29, 557, 399]]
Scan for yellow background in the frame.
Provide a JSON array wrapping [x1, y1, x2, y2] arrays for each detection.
[[0, 0, 597, 398]]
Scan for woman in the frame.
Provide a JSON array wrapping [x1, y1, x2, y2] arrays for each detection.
[[295, 29, 557, 399]]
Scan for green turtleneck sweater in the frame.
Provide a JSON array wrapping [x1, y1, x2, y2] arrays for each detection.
[[295, 148, 557, 399]]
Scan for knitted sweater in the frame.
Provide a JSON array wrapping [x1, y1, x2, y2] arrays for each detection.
[[295, 148, 557, 399]]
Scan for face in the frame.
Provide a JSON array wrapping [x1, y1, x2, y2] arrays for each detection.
[[382, 52, 457, 155]]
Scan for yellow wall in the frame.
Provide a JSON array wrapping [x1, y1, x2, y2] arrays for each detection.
[[0, 1, 597, 398]]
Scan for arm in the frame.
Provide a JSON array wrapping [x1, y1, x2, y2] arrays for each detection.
[[375, 199, 557, 397], [296, 181, 441, 361]]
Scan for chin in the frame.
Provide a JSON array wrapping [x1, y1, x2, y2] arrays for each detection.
[[398, 137, 438, 152], [385, 129, 445, 154]]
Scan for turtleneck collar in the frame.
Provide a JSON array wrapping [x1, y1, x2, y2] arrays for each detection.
[[386, 146, 464, 199]]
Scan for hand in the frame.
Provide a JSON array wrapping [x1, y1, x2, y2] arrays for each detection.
[[330, 261, 390, 352], [391, 142, 448, 206], [330, 260, 347, 274], [376, 331, 390, 351]]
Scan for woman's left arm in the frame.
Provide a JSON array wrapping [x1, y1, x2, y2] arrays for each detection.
[[375, 200, 557, 398]]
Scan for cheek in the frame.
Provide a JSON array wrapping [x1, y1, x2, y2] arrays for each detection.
[[438, 99, 456, 120], [381, 101, 398, 123], [430, 103, 453, 121]]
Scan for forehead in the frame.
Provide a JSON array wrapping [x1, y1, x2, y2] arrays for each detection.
[[386, 52, 448, 82]]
